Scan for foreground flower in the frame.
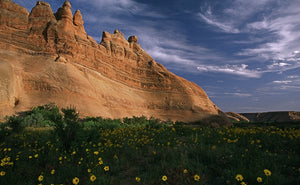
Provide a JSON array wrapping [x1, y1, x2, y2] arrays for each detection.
[[162, 175, 167, 181], [183, 169, 188, 174], [0, 171, 5, 176], [235, 174, 243, 181], [104, 166, 109, 171], [194, 174, 200, 181], [38, 175, 43, 182], [241, 182, 247, 185], [135, 177, 141, 182], [90, 175, 96, 182], [264, 169, 271, 176], [73, 177, 79, 185], [51, 169, 55, 175], [257, 177, 263, 182]]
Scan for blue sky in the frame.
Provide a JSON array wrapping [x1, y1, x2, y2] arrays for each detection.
[[14, 0, 300, 113]]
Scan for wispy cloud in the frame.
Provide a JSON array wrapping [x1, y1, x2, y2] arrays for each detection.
[[261, 75, 300, 92], [136, 26, 225, 72], [272, 80, 292, 84], [196, 0, 300, 78], [224, 92, 252, 97], [74, 0, 166, 18], [240, 1, 300, 71], [197, 64, 262, 78], [288, 75, 300, 79], [74, 0, 143, 14], [197, 12, 239, 33], [197, 0, 272, 34]]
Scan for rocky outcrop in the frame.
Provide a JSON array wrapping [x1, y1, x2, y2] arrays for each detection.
[[240, 112, 300, 123], [226, 112, 249, 122], [0, 0, 226, 124]]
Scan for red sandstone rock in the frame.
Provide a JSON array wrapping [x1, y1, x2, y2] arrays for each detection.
[[0, 0, 227, 125], [128, 36, 138, 43], [73, 10, 87, 38], [0, 0, 29, 29]]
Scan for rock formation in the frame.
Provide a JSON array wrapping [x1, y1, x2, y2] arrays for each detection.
[[240, 112, 300, 123], [225, 112, 249, 122], [0, 0, 226, 124]]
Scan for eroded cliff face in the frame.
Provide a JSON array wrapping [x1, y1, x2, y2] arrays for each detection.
[[0, 0, 224, 123]]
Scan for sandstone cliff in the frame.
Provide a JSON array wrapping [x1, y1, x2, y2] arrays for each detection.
[[0, 0, 224, 123]]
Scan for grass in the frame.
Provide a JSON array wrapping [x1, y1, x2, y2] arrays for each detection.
[[0, 105, 299, 185]]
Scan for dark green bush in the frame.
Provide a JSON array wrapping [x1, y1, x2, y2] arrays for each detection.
[[6, 115, 25, 133], [123, 116, 149, 126], [194, 114, 232, 127], [13, 103, 62, 128], [54, 106, 81, 151]]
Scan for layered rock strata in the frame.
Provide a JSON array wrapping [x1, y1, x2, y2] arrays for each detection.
[[0, 0, 224, 123], [225, 112, 249, 122]]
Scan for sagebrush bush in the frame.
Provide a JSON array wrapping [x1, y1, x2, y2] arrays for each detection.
[[54, 106, 81, 151], [6, 115, 25, 133]]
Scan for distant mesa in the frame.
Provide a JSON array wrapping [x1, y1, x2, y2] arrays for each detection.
[[0, 0, 228, 125], [240, 111, 300, 123]]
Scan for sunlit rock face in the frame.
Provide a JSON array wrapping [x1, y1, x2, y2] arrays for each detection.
[[0, 0, 225, 124]]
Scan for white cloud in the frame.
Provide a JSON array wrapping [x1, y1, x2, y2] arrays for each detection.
[[279, 85, 300, 90], [264, 76, 300, 91], [197, 0, 272, 34], [224, 93, 252, 97], [240, 1, 300, 70], [197, 0, 300, 77], [267, 62, 291, 69], [74, 0, 165, 18], [288, 75, 300, 79], [197, 64, 262, 78], [197, 13, 239, 33], [272, 80, 292, 84], [293, 51, 300, 54], [74, 0, 142, 13], [124, 24, 229, 72]]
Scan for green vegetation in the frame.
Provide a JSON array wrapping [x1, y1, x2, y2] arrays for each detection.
[[0, 105, 299, 185]]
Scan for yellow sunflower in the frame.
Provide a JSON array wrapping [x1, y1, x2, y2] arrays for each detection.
[[90, 175, 96, 182], [235, 174, 243, 181], [38, 175, 43, 182], [162, 175, 167, 181], [264, 169, 271, 176], [135, 177, 141, 182], [257, 177, 263, 182], [72, 177, 79, 185], [194, 174, 200, 181], [104, 166, 109, 171]]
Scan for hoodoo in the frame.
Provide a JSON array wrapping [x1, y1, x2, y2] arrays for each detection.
[[0, 0, 226, 124]]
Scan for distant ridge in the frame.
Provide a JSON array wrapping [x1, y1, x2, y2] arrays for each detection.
[[240, 111, 300, 123]]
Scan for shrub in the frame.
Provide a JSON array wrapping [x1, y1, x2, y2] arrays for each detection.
[[93, 117, 123, 129], [14, 103, 62, 128], [53, 106, 81, 151], [6, 115, 25, 133], [193, 114, 232, 127], [0, 121, 9, 140], [123, 116, 149, 126]]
